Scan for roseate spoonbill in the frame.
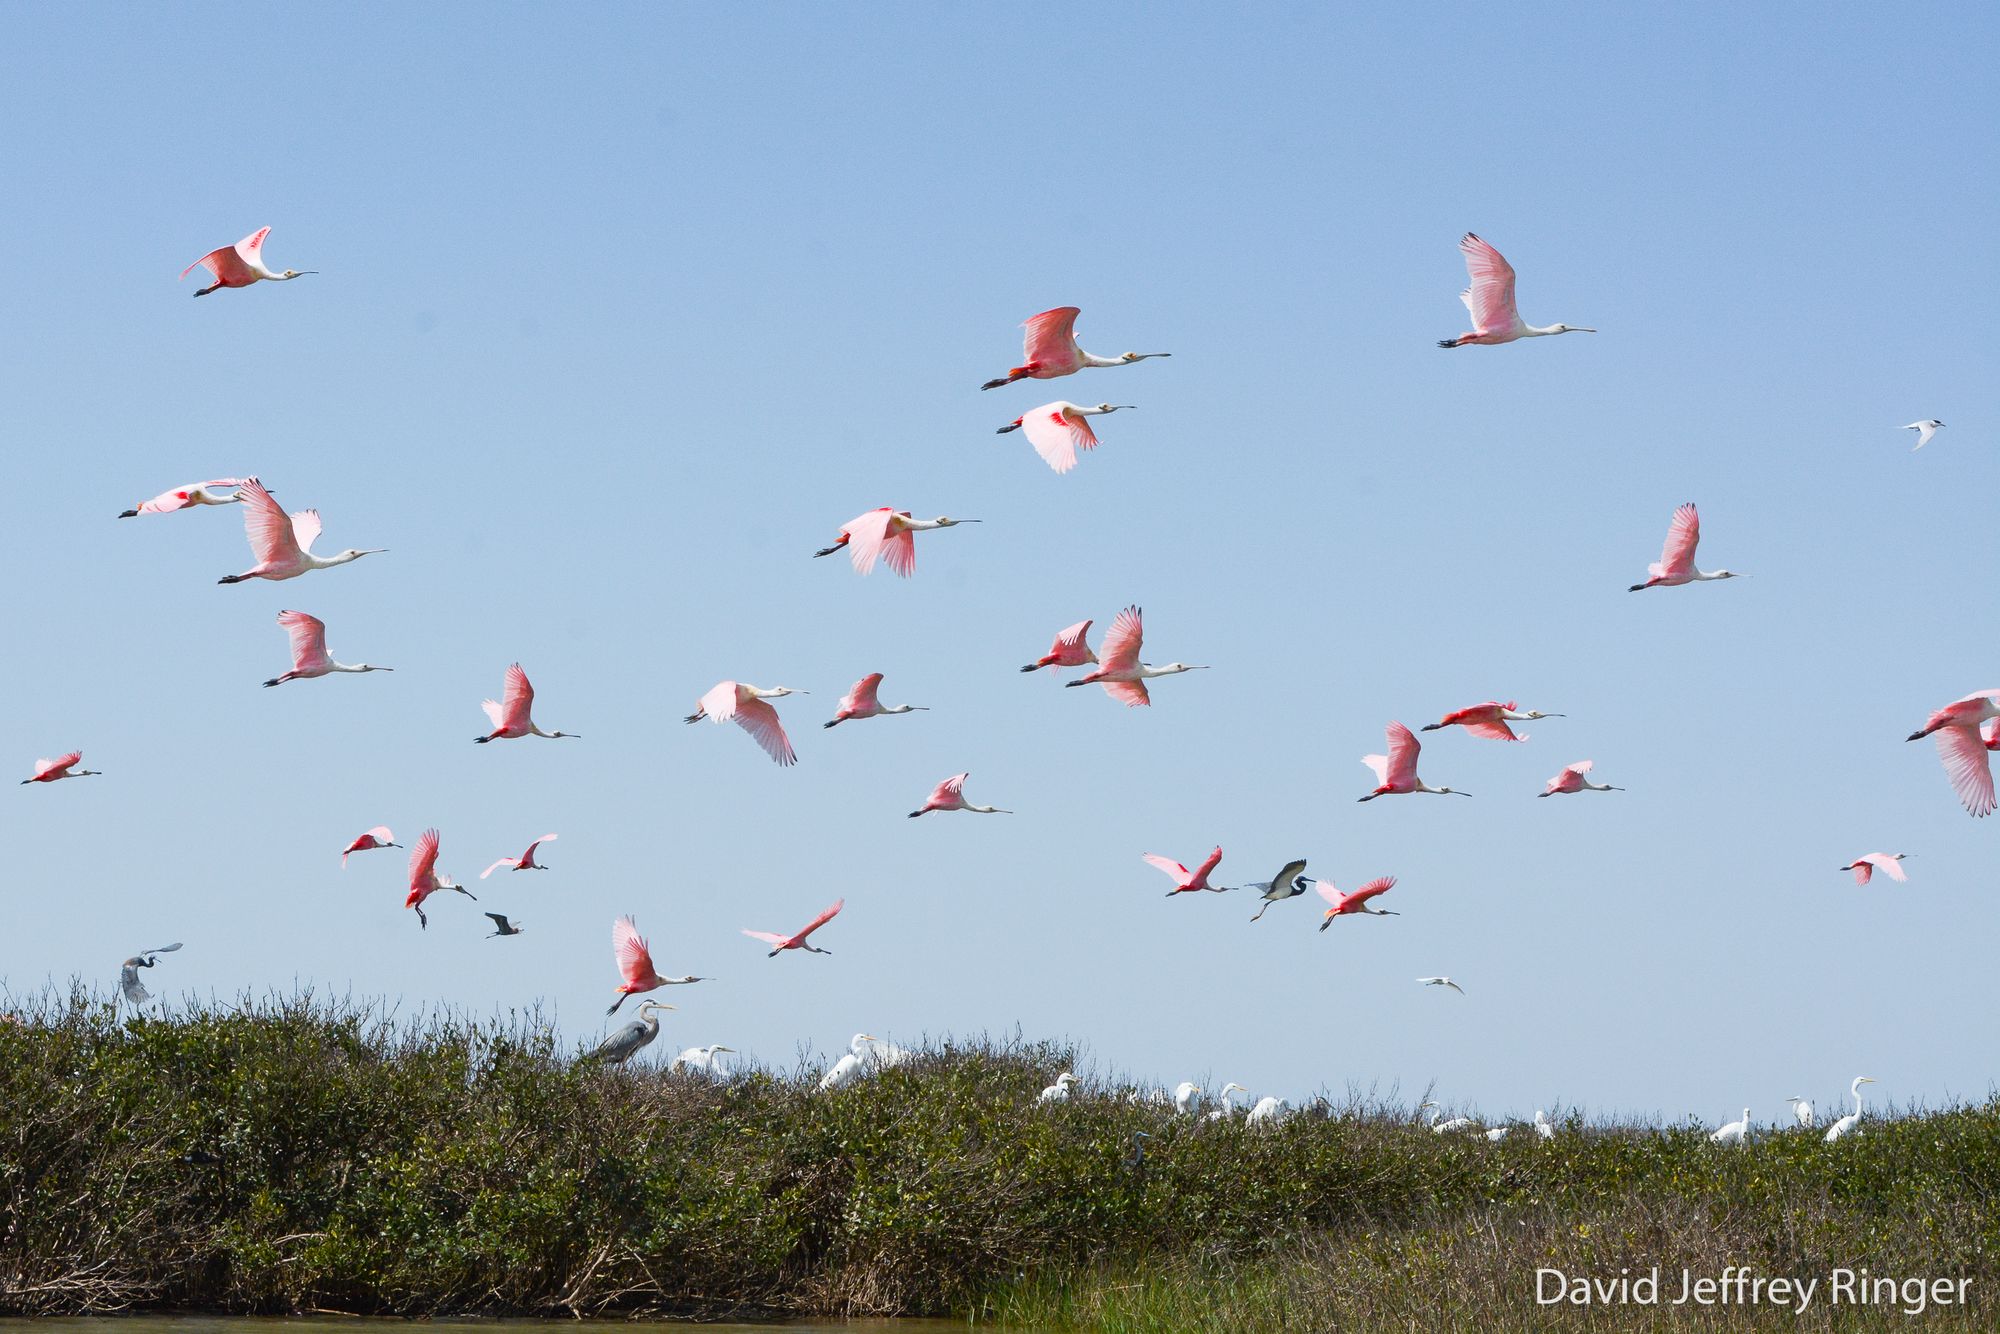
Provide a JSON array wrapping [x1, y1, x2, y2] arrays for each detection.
[[1786, 1097, 1815, 1129], [608, 915, 705, 1013], [480, 834, 557, 878], [1535, 1110, 1556, 1140], [588, 1001, 674, 1065], [1710, 1109, 1751, 1146], [1628, 503, 1741, 591], [1540, 760, 1622, 797], [818, 1033, 883, 1091], [671, 1044, 736, 1076], [180, 227, 315, 296], [1247, 859, 1310, 921], [119, 478, 249, 518], [980, 306, 1168, 390], [119, 942, 182, 1005], [1421, 701, 1561, 742], [1985, 718, 2000, 751], [1825, 1077, 1876, 1142], [1172, 1081, 1203, 1115], [1905, 419, 1944, 450], [483, 913, 523, 937], [997, 402, 1134, 474], [405, 829, 474, 929], [1359, 723, 1468, 800], [1065, 605, 1207, 706], [1143, 846, 1226, 895], [686, 681, 804, 765], [1039, 1072, 1080, 1103], [1839, 852, 1909, 885], [341, 826, 398, 866], [1907, 690, 2000, 816], [262, 610, 391, 687], [1021, 619, 1097, 674], [475, 664, 579, 743], [1246, 1096, 1290, 1126], [909, 772, 1011, 817], [824, 673, 926, 728], [1418, 976, 1464, 994], [217, 478, 383, 584], [1205, 1083, 1248, 1122], [1315, 876, 1398, 930], [814, 508, 978, 576], [21, 753, 99, 784], [743, 897, 844, 957], [1436, 233, 1594, 348]]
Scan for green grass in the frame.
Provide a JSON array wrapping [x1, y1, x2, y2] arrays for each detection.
[[1, 990, 1994, 1329]]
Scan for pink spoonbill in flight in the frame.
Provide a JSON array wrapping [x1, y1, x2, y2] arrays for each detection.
[[1066, 605, 1207, 706], [1907, 690, 2000, 817], [1143, 847, 1226, 895], [743, 898, 845, 958], [475, 664, 579, 743], [405, 829, 475, 930], [20, 752, 99, 785], [217, 478, 384, 584], [262, 610, 391, 687], [340, 826, 398, 866], [687, 681, 805, 765], [1021, 620, 1097, 675], [1421, 701, 1561, 742], [608, 915, 706, 1014], [909, 772, 1012, 817], [997, 402, 1135, 475], [825, 673, 927, 728], [1839, 853, 1909, 885], [1314, 876, 1399, 930], [119, 478, 250, 518], [481, 834, 558, 879], [1540, 760, 1623, 797], [1436, 233, 1594, 349], [980, 306, 1168, 391], [814, 508, 979, 576], [1629, 503, 1742, 591], [180, 227, 315, 297], [1359, 723, 1468, 800]]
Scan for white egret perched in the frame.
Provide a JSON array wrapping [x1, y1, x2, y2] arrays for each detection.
[[670, 1044, 736, 1077], [1785, 1096, 1815, 1129], [1421, 1102, 1474, 1134], [1710, 1108, 1751, 1145], [1246, 1096, 1290, 1126], [587, 1001, 675, 1066], [1824, 1077, 1877, 1142], [1247, 859, 1310, 922], [119, 943, 183, 1005], [1205, 1083, 1249, 1122], [1484, 1127, 1510, 1142], [1039, 1072, 1080, 1103], [1534, 1110, 1556, 1141], [817, 1033, 882, 1091], [1172, 1081, 1203, 1116]]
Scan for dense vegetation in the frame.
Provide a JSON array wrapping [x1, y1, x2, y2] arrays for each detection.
[[2, 992, 1995, 1330]]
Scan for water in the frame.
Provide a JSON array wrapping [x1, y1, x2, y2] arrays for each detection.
[[5, 1321, 969, 1334]]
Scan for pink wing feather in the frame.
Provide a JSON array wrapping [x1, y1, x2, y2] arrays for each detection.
[[1102, 678, 1151, 707], [238, 479, 302, 565], [1021, 405, 1098, 475], [276, 610, 329, 672], [613, 915, 656, 985], [1021, 306, 1083, 372], [1097, 606, 1144, 674], [793, 897, 845, 941], [732, 696, 797, 766], [1458, 234, 1520, 334], [1936, 726, 1997, 817], [408, 829, 440, 891], [1657, 504, 1700, 578], [841, 673, 884, 715], [1382, 723, 1420, 787], [1141, 854, 1190, 886], [498, 664, 534, 731], [34, 753, 80, 779]]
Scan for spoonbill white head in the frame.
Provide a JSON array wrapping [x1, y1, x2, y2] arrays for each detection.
[[337, 547, 387, 562], [1118, 351, 1170, 363], [1095, 403, 1137, 413], [932, 517, 980, 527], [1157, 663, 1209, 674], [1551, 325, 1596, 334], [280, 269, 318, 279], [1521, 709, 1564, 720], [764, 686, 808, 698]]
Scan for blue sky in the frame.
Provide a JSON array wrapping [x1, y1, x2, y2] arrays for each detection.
[[1, 4, 1994, 1127]]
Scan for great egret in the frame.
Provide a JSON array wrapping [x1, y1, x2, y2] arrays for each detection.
[[1038, 1072, 1080, 1103], [1246, 1095, 1291, 1126], [119, 943, 183, 1005], [1205, 1083, 1248, 1121], [817, 1033, 881, 1091], [587, 1001, 675, 1066], [670, 1044, 736, 1077], [1534, 1110, 1555, 1140], [1824, 1077, 1877, 1142], [1710, 1108, 1751, 1145], [1785, 1096, 1815, 1129], [1172, 1081, 1203, 1115], [1420, 1102, 1474, 1134], [1484, 1126, 1509, 1142]]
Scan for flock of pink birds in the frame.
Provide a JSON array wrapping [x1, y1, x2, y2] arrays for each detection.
[[31, 226, 1984, 1069]]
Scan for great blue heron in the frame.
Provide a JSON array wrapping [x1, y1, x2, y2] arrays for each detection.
[[1247, 859, 1309, 922], [119, 943, 183, 1005], [670, 1044, 736, 1076], [587, 1001, 675, 1066], [483, 913, 523, 937], [1125, 1130, 1152, 1173]]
